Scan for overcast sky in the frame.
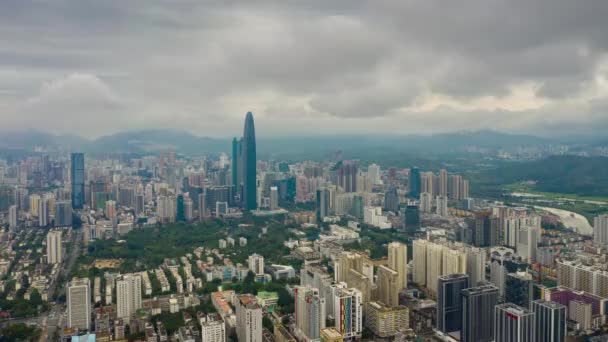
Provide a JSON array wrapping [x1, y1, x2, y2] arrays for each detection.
[[1, 0, 607, 138]]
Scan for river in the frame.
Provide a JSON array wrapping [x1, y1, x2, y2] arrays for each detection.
[[534, 206, 594, 236]]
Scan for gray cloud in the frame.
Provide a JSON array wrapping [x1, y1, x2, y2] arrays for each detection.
[[0, 0, 607, 137]]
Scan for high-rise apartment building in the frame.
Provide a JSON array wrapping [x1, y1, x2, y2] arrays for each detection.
[[439, 169, 448, 197], [316, 187, 330, 222], [531, 300, 566, 342], [236, 294, 263, 342], [68, 277, 91, 330], [200, 313, 226, 342], [333, 287, 363, 340], [71, 152, 85, 209], [419, 192, 432, 213], [8, 205, 17, 230], [248, 254, 265, 276], [412, 240, 427, 287], [494, 303, 534, 342], [436, 195, 449, 217], [46, 230, 62, 264], [461, 285, 498, 342], [116, 274, 142, 319], [376, 265, 400, 308], [594, 214, 608, 246], [437, 274, 469, 334], [38, 196, 49, 227], [294, 286, 326, 341], [388, 242, 408, 290]]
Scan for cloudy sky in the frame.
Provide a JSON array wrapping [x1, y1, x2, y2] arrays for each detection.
[[1, 0, 607, 138]]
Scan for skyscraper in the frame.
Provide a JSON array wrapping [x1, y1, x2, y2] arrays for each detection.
[[408, 167, 421, 199], [232, 137, 239, 193], [388, 242, 408, 290], [461, 285, 498, 342], [437, 274, 469, 334], [531, 300, 566, 342], [71, 152, 85, 209], [439, 169, 448, 197], [68, 277, 91, 330], [46, 230, 62, 264], [316, 187, 330, 222], [494, 303, 534, 342], [116, 274, 142, 319], [54, 200, 73, 227], [412, 239, 427, 286], [236, 294, 263, 342], [241, 112, 257, 211], [376, 265, 400, 307], [333, 287, 363, 340], [294, 286, 326, 341], [594, 214, 608, 246]]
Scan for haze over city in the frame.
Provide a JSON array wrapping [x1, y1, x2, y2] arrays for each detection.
[[2, 2, 608, 342]]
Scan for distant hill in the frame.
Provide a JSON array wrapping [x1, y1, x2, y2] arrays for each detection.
[[473, 155, 608, 197], [0, 129, 573, 158]]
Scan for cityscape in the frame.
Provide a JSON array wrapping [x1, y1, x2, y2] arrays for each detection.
[[1, 2, 608, 342]]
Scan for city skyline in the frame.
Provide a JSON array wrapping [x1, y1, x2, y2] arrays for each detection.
[[0, 1, 607, 137]]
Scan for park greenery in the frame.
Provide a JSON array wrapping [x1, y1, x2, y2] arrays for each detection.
[[0, 323, 41, 341]]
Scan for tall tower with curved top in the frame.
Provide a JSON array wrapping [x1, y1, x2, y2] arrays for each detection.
[[242, 112, 257, 210]]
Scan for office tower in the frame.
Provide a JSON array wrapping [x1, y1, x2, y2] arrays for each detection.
[[232, 137, 239, 194], [38, 197, 49, 227], [461, 285, 498, 342], [436, 274, 469, 334], [365, 301, 409, 338], [505, 272, 534, 309], [517, 226, 540, 263], [8, 205, 17, 230], [333, 287, 363, 340], [248, 254, 265, 276], [531, 300, 566, 342], [465, 246, 486, 286], [408, 167, 421, 199], [472, 211, 493, 247], [412, 240, 427, 286], [494, 303, 534, 342], [200, 314, 226, 342], [71, 152, 85, 209], [294, 286, 326, 341], [376, 265, 400, 307], [269, 186, 279, 210], [388, 242, 408, 290], [176, 194, 185, 221], [105, 200, 116, 220], [68, 278, 91, 330], [198, 192, 207, 219], [236, 294, 263, 342], [419, 192, 432, 213], [439, 169, 448, 197], [436, 195, 449, 217], [46, 230, 63, 264], [54, 200, 73, 227], [316, 187, 330, 222], [403, 203, 420, 232], [384, 186, 399, 212], [594, 214, 608, 246], [568, 300, 592, 330], [241, 112, 257, 211], [116, 274, 142, 319]]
